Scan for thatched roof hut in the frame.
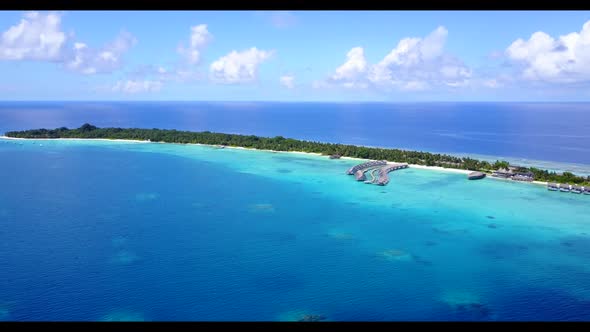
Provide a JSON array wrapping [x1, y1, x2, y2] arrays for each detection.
[[468, 171, 486, 180]]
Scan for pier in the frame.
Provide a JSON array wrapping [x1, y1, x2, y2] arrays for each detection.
[[347, 161, 408, 186], [374, 163, 409, 186], [346, 160, 387, 175]]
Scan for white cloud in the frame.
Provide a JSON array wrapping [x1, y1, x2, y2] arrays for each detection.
[[64, 31, 137, 75], [0, 12, 136, 76], [0, 11, 66, 61], [112, 80, 162, 94], [280, 74, 295, 88], [505, 20, 590, 83], [368, 26, 471, 89], [178, 24, 212, 65], [321, 26, 471, 92], [126, 63, 203, 84], [328, 47, 368, 88], [210, 47, 273, 84]]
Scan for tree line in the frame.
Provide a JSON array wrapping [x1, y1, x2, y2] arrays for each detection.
[[5, 123, 589, 185]]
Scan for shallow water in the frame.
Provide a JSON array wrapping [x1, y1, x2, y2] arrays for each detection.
[[0, 138, 589, 321]]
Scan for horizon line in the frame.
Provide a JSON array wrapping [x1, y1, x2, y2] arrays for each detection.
[[1, 100, 589, 104]]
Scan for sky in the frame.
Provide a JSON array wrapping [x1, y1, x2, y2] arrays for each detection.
[[1, 10, 590, 101]]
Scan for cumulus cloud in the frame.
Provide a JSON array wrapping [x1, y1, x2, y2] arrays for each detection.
[[177, 24, 212, 65], [280, 74, 295, 88], [210, 47, 273, 84], [505, 20, 590, 83], [328, 47, 368, 88], [0, 11, 66, 61], [321, 26, 471, 92], [64, 31, 137, 74], [112, 80, 162, 94], [0, 11, 136, 75]]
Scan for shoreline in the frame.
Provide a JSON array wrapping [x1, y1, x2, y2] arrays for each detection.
[[0, 136, 549, 186]]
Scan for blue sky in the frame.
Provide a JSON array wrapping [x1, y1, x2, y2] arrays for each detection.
[[1, 10, 590, 101]]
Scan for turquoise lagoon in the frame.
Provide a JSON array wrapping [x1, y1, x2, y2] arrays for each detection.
[[0, 138, 589, 321]]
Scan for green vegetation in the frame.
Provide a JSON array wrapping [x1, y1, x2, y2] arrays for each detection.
[[5, 124, 590, 185]]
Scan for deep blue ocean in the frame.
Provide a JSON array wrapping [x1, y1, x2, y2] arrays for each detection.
[[1, 102, 590, 321], [1, 102, 589, 173]]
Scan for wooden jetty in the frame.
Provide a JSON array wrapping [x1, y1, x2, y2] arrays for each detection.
[[374, 163, 409, 186], [347, 161, 407, 186], [346, 160, 387, 175]]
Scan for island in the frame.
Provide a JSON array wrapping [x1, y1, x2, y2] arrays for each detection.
[[4, 123, 590, 187]]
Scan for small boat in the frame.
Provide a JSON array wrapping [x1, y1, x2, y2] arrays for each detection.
[[559, 184, 571, 192], [584, 187, 590, 195], [547, 183, 559, 191], [571, 185, 582, 194]]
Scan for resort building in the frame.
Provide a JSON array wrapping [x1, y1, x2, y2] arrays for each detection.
[[491, 168, 513, 178], [512, 171, 534, 182], [492, 167, 535, 182]]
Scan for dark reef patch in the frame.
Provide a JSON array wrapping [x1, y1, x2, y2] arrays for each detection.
[[478, 241, 529, 260], [557, 235, 590, 258]]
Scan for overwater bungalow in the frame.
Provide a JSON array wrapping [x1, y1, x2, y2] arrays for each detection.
[[571, 185, 582, 194], [547, 183, 559, 191], [468, 171, 486, 180], [346, 160, 387, 175], [559, 184, 571, 192], [375, 163, 409, 186], [355, 169, 367, 181]]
